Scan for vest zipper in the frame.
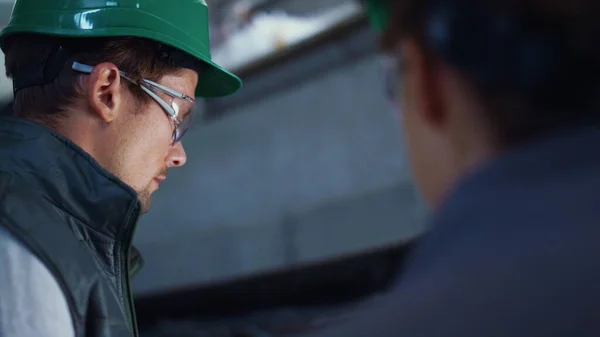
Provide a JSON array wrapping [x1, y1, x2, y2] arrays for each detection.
[[125, 249, 139, 337], [121, 205, 140, 337]]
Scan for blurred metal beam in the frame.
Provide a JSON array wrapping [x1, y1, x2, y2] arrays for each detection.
[[254, 0, 352, 15], [203, 12, 375, 121]]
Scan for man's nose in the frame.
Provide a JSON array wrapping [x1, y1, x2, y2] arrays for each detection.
[[166, 141, 187, 167]]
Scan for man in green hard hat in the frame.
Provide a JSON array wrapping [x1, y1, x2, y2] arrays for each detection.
[[302, 0, 600, 336], [0, 1, 240, 336]]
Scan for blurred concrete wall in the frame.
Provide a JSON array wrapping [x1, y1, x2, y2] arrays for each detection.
[[132, 52, 428, 295]]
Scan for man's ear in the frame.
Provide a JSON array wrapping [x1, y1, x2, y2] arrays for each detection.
[[86, 62, 123, 123], [402, 39, 447, 130]]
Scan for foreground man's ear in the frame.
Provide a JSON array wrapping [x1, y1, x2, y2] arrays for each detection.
[[402, 39, 448, 130], [87, 62, 123, 123]]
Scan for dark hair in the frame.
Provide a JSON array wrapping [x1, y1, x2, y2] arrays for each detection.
[[3, 34, 184, 126], [382, 0, 600, 146]]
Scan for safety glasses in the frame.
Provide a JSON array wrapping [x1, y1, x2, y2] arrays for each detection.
[[381, 53, 405, 103], [72, 62, 196, 145]]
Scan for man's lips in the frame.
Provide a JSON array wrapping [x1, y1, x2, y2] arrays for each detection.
[[154, 176, 166, 184]]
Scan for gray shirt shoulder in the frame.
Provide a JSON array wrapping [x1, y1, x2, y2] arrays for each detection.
[[0, 225, 74, 337]]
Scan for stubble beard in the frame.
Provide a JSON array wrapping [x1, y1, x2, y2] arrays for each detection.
[[137, 185, 152, 215]]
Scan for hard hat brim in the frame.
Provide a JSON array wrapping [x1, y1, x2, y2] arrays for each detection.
[[0, 7, 242, 98]]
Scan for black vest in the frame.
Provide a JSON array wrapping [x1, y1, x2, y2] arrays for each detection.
[[0, 117, 143, 337]]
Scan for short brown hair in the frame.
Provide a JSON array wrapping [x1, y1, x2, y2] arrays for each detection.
[[381, 0, 600, 146], [4, 34, 180, 125]]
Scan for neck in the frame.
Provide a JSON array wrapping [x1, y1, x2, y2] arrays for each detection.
[[46, 114, 113, 168], [433, 128, 496, 208], [460, 140, 495, 177]]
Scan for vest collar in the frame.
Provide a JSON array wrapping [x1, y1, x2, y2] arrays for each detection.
[[0, 116, 144, 273]]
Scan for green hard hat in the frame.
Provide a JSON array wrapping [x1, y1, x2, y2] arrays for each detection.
[[364, 0, 391, 32], [0, 0, 242, 98]]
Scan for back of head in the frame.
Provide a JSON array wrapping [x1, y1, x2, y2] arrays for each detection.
[[369, 0, 600, 146], [363, 0, 600, 206]]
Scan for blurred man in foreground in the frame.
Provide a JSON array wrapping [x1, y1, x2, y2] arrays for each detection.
[[0, 0, 241, 336], [304, 0, 600, 336]]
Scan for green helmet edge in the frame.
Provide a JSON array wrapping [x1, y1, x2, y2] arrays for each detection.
[[364, 0, 391, 32], [0, 5, 242, 98]]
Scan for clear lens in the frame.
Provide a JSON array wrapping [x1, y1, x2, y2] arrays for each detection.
[[173, 103, 196, 143], [381, 54, 399, 102], [138, 77, 196, 144], [384, 71, 397, 101]]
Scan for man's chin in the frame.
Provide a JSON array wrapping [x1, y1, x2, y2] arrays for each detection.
[[137, 190, 152, 215], [140, 201, 151, 215]]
